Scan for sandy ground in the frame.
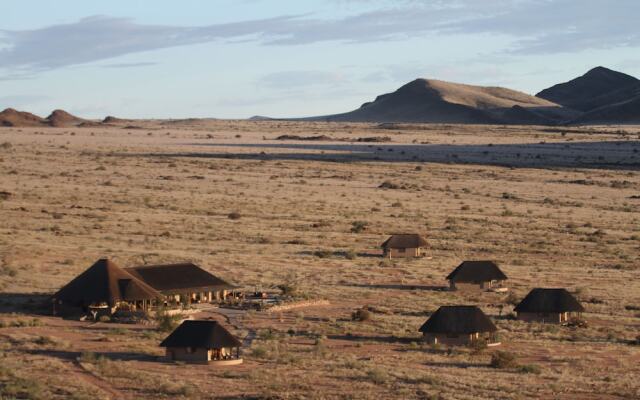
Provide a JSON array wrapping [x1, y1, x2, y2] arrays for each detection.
[[0, 120, 639, 399]]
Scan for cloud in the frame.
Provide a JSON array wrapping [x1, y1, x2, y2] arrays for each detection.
[[259, 70, 347, 89], [1, 1, 639, 77], [101, 62, 158, 69], [443, 0, 640, 54], [0, 94, 50, 108], [0, 14, 293, 73]]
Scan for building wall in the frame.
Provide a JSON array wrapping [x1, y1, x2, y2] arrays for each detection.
[[165, 347, 210, 363], [517, 312, 570, 323], [449, 281, 485, 291], [165, 347, 238, 363], [422, 333, 475, 346], [449, 280, 505, 291], [387, 247, 422, 258]]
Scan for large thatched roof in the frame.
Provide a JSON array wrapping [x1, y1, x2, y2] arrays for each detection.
[[160, 320, 242, 348], [381, 234, 427, 249], [419, 306, 497, 334], [514, 288, 585, 313], [125, 262, 235, 295], [446, 261, 508, 282], [53, 258, 162, 307]]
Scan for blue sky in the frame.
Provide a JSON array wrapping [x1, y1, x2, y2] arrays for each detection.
[[1, 0, 639, 119]]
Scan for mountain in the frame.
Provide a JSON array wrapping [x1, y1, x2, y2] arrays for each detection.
[[536, 66, 640, 112], [573, 95, 640, 124], [46, 109, 85, 127], [309, 79, 574, 124], [0, 108, 46, 127]]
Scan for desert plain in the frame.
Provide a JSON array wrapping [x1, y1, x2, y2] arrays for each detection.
[[0, 120, 639, 399]]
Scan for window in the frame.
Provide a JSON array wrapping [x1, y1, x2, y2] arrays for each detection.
[[186, 347, 196, 354]]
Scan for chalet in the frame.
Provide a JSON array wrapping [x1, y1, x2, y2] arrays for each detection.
[[381, 234, 427, 258], [125, 262, 236, 306], [52, 258, 162, 316], [446, 261, 508, 291], [514, 288, 585, 324], [419, 305, 500, 346], [160, 320, 242, 365]]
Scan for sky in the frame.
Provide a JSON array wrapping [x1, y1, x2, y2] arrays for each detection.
[[1, 0, 640, 119]]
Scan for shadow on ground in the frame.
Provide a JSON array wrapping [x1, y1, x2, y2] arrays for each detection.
[[120, 140, 640, 170], [345, 283, 448, 291], [26, 349, 158, 363], [0, 292, 51, 314]]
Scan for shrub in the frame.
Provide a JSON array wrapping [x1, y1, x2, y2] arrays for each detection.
[[227, 211, 241, 220], [469, 339, 488, 354], [366, 368, 389, 385], [155, 308, 181, 332], [251, 346, 268, 358], [567, 316, 588, 328], [277, 282, 299, 297], [378, 181, 399, 189], [379, 259, 394, 268], [517, 364, 542, 374], [79, 352, 100, 364], [490, 351, 518, 369], [345, 249, 357, 260], [313, 250, 332, 258], [351, 307, 372, 322], [350, 220, 369, 233], [157, 381, 196, 396]]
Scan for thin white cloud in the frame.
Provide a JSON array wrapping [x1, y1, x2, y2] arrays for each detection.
[[0, 1, 638, 78]]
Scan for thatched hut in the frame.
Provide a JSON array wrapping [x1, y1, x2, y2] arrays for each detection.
[[160, 320, 242, 365], [419, 305, 500, 346], [125, 262, 236, 306], [514, 288, 585, 324], [446, 261, 508, 291], [52, 258, 162, 316], [381, 234, 427, 258]]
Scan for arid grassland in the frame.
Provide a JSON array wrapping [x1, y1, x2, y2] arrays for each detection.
[[1, 121, 639, 399]]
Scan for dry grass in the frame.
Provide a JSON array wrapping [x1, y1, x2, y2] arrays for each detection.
[[1, 121, 639, 399]]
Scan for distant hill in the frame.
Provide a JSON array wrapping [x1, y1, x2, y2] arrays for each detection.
[[308, 78, 574, 124], [2, 67, 640, 126], [536, 67, 640, 112], [46, 109, 85, 127], [248, 115, 275, 121], [572, 95, 640, 124], [0, 108, 46, 127], [0, 108, 89, 127]]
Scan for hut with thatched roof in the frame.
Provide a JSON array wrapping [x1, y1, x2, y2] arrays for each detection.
[[160, 320, 243, 365], [514, 288, 585, 324], [419, 305, 500, 346], [52, 258, 162, 316], [381, 234, 427, 258], [125, 262, 236, 306], [446, 261, 508, 291]]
